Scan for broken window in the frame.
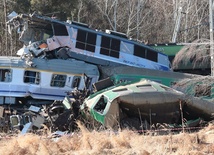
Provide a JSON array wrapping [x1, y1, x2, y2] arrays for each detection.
[[51, 74, 66, 87], [194, 84, 211, 97], [24, 71, 40, 84], [100, 36, 120, 58], [85, 77, 92, 89], [76, 29, 97, 52], [20, 27, 52, 45], [72, 76, 81, 88], [0, 69, 12, 82], [10, 115, 22, 128], [33, 30, 43, 41], [94, 95, 108, 114]]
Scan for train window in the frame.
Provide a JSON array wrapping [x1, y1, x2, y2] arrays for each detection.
[[87, 32, 96, 45], [94, 95, 108, 114], [76, 29, 87, 50], [168, 56, 175, 63], [100, 36, 120, 58], [0, 69, 12, 82], [101, 36, 111, 48], [53, 24, 68, 36], [147, 49, 158, 62], [110, 38, 120, 58], [121, 41, 133, 54], [85, 77, 92, 89], [76, 41, 85, 50], [76, 29, 96, 52], [112, 88, 128, 92], [194, 84, 211, 97], [100, 47, 109, 56], [86, 32, 96, 52], [24, 71, 40, 84], [110, 51, 119, 58], [76, 29, 87, 42], [72, 76, 81, 88], [137, 84, 156, 91], [86, 44, 95, 52], [111, 38, 120, 51], [134, 45, 146, 58], [50, 74, 66, 87]]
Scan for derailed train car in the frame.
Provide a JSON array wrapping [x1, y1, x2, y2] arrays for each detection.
[[0, 56, 99, 132], [62, 78, 214, 131], [7, 13, 170, 71], [0, 56, 99, 104]]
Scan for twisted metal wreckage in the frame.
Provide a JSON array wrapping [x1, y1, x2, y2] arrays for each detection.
[[0, 12, 213, 134]]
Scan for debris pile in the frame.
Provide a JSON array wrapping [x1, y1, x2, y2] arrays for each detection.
[[0, 77, 213, 135]]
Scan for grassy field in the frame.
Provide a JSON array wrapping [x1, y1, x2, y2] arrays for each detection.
[[0, 122, 213, 155]]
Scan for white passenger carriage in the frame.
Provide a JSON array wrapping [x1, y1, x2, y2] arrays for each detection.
[[0, 57, 99, 104], [7, 13, 170, 71]]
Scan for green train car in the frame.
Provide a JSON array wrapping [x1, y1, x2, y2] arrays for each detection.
[[110, 74, 214, 103], [149, 43, 184, 63], [149, 43, 211, 75]]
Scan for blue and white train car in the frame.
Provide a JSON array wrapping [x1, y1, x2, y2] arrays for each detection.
[[7, 13, 171, 71], [0, 56, 99, 104]]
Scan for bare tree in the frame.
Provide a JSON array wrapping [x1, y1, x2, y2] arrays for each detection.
[[177, 0, 209, 43], [90, 0, 117, 30], [86, 0, 150, 41]]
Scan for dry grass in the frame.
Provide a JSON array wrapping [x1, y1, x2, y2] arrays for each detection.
[[0, 122, 214, 155]]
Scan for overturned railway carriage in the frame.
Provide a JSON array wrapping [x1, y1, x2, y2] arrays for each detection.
[[0, 57, 99, 104], [7, 13, 170, 71], [81, 78, 214, 130]]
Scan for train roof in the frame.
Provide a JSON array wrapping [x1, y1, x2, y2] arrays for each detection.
[[0, 56, 99, 76]]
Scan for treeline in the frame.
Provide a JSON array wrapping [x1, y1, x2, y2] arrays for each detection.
[[0, 0, 210, 56]]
